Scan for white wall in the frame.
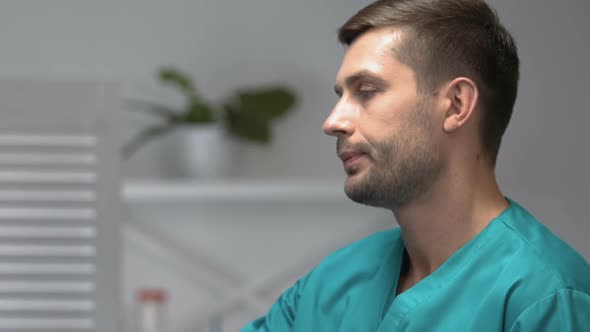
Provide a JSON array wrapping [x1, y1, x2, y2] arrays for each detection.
[[1, 0, 589, 329]]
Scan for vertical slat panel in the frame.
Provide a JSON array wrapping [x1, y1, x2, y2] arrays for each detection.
[[0, 80, 122, 332]]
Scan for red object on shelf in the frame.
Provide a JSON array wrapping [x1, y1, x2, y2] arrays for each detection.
[[137, 288, 167, 303], [135, 288, 168, 332]]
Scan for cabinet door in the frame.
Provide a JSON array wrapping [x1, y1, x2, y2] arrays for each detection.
[[0, 79, 122, 332]]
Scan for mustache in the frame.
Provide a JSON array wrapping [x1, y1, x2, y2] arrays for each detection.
[[337, 139, 372, 156]]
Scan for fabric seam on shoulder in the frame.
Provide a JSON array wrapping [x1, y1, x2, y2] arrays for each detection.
[[507, 288, 590, 331], [497, 217, 566, 287]]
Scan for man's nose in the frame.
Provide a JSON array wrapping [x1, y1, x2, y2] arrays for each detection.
[[322, 100, 355, 137]]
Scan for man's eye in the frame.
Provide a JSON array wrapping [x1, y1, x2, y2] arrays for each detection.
[[357, 87, 378, 99]]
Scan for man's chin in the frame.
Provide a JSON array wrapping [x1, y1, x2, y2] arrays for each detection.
[[344, 173, 369, 202], [343, 170, 390, 208]]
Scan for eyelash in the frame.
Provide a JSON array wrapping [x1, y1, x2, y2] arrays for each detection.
[[356, 86, 378, 100], [334, 84, 379, 101]]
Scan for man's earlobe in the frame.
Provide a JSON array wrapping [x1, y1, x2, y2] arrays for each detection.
[[443, 120, 459, 133]]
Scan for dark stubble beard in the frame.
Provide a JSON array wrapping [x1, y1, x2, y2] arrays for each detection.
[[341, 100, 443, 210]]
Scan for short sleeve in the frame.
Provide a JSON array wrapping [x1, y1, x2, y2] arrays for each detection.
[[509, 289, 590, 332], [240, 274, 310, 332]]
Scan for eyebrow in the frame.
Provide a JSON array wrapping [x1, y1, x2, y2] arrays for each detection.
[[334, 70, 389, 97]]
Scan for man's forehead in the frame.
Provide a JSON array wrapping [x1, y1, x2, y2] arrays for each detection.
[[335, 28, 405, 85]]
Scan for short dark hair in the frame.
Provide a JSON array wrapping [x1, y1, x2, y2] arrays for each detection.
[[338, 0, 520, 166]]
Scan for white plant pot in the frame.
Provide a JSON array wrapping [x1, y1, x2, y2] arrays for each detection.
[[160, 124, 239, 178]]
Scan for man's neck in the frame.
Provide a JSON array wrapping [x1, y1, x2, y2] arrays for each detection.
[[393, 164, 509, 287]]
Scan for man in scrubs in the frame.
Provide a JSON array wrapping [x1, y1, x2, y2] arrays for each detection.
[[242, 0, 590, 330]]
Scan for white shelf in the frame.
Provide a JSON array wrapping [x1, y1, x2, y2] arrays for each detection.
[[122, 179, 347, 204]]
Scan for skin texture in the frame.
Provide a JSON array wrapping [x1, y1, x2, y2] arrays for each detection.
[[323, 27, 510, 294]]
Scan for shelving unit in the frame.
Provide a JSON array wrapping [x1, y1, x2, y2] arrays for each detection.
[[123, 179, 347, 203]]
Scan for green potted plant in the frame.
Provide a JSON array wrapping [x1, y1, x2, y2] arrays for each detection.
[[123, 66, 298, 177]]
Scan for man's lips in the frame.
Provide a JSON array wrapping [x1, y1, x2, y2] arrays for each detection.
[[339, 151, 366, 169]]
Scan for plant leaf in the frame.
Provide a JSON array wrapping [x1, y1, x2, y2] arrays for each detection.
[[235, 87, 297, 119], [158, 66, 196, 97], [121, 124, 174, 160], [224, 104, 271, 143], [181, 97, 216, 123]]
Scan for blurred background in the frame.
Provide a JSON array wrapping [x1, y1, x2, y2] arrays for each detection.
[[0, 0, 588, 331]]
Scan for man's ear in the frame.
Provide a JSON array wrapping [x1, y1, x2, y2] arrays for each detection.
[[441, 77, 479, 133]]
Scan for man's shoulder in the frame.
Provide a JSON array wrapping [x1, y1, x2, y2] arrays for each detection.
[[497, 200, 590, 294], [489, 199, 590, 325]]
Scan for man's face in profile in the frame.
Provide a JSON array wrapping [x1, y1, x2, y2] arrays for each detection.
[[324, 27, 444, 209]]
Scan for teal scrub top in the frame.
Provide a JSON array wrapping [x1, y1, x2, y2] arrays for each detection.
[[241, 199, 590, 331]]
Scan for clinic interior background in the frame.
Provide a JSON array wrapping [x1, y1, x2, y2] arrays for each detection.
[[0, 0, 588, 331]]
